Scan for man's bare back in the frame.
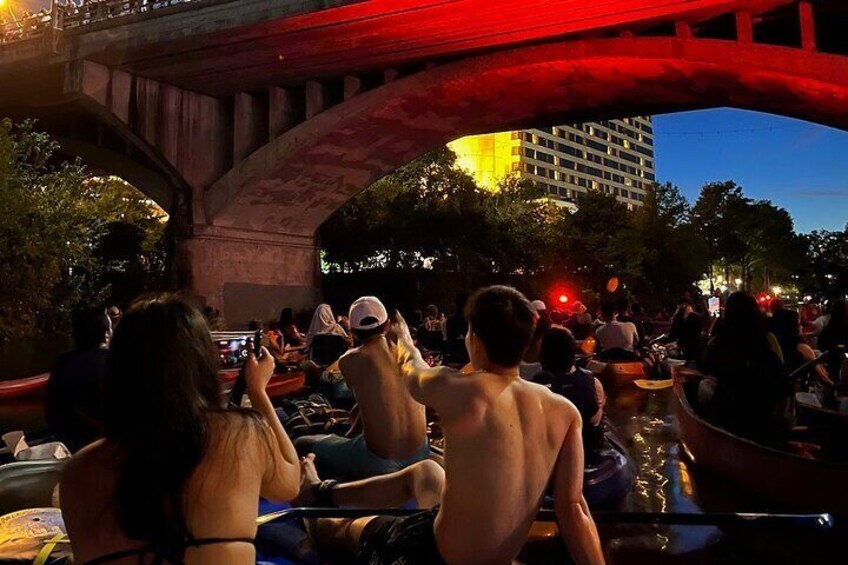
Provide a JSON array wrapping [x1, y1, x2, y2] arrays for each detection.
[[312, 287, 603, 565], [339, 337, 427, 460], [431, 372, 578, 563]]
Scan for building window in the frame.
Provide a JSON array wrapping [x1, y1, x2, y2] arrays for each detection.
[[586, 139, 607, 153]]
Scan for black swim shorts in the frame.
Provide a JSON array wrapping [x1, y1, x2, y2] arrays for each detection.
[[357, 507, 445, 565]]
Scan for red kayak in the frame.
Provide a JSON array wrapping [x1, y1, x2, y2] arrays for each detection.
[[0, 373, 49, 400], [1, 370, 305, 402], [218, 369, 306, 400]]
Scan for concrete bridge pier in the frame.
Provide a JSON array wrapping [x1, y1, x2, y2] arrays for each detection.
[[176, 227, 320, 328]]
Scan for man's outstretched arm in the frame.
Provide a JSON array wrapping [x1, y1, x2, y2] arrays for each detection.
[[552, 405, 605, 565], [390, 313, 458, 410]]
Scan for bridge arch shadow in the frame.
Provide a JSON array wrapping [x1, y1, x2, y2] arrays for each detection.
[[207, 36, 848, 237]]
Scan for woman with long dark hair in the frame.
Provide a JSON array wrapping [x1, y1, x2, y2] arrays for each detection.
[[60, 294, 300, 564], [701, 291, 793, 442]]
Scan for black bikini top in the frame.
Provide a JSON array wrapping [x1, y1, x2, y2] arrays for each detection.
[[81, 537, 255, 565]]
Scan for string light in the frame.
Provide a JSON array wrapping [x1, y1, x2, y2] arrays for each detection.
[[655, 123, 806, 136]]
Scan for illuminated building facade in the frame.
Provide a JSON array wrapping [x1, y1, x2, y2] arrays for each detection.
[[449, 117, 655, 210]]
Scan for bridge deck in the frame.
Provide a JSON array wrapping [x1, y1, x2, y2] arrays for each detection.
[[2, 0, 801, 96]]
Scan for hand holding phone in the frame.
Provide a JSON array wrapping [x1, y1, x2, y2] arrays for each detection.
[[245, 345, 274, 394]]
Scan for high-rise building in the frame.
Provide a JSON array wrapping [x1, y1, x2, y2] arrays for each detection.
[[449, 117, 656, 211]]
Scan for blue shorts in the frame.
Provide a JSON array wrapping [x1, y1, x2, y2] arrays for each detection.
[[312, 434, 430, 480]]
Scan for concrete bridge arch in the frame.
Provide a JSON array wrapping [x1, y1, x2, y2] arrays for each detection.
[[1, 0, 846, 324]]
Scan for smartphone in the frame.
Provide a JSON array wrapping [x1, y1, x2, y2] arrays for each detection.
[[213, 331, 270, 370], [252, 329, 263, 357]]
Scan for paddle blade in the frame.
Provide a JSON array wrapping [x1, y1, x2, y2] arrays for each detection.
[[634, 379, 674, 390]]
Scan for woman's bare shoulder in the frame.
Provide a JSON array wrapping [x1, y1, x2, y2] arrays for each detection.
[[60, 439, 120, 508], [206, 410, 272, 451]]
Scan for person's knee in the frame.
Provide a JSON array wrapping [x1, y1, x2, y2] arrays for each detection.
[[294, 435, 321, 457], [409, 459, 445, 498]]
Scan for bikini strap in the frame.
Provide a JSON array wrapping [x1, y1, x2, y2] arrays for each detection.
[[82, 538, 254, 565], [80, 545, 156, 565], [185, 537, 255, 548]]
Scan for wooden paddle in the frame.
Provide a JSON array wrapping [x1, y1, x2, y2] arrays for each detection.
[[257, 507, 835, 532], [633, 378, 674, 390]]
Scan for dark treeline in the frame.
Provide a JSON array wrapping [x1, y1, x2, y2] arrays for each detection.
[[0, 120, 168, 340], [320, 148, 848, 315]]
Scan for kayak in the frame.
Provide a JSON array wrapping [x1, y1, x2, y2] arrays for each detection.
[[219, 369, 306, 400], [673, 368, 848, 513], [0, 374, 49, 400], [796, 393, 848, 433], [589, 360, 647, 388], [583, 432, 635, 508]]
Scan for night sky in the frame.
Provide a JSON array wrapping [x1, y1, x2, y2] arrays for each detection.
[[654, 109, 847, 234]]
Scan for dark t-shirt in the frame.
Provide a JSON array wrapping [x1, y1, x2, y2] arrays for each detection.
[[532, 368, 601, 452], [443, 315, 469, 365], [669, 312, 703, 360], [46, 347, 108, 452], [768, 309, 803, 371], [701, 333, 793, 441]]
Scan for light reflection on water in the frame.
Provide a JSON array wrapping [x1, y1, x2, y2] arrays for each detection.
[[602, 388, 722, 560], [600, 387, 842, 565]]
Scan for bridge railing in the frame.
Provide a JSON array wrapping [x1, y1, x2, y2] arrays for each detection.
[[0, 0, 198, 45]]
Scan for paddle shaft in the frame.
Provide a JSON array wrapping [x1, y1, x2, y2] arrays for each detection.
[[258, 508, 834, 532]]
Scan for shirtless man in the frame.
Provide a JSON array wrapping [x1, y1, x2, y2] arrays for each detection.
[[310, 286, 604, 564], [297, 296, 429, 479]]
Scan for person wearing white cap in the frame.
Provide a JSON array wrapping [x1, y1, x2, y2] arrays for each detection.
[[532, 299, 552, 325], [295, 296, 430, 479]]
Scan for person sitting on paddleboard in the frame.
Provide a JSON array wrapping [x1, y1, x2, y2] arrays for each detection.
[[46, 307, 112, 452], [532, 328, 606, 460], [595, 302, 640, 361], [60, 294, 302, 565], [308, 286, 605, 565], [295, 296, 430, 479]]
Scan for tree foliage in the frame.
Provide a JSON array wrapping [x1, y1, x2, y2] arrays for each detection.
[[322, 147, 832, 311], [0, 120, 167, 339], [320, 147, 551, 276], [690, 180, 808, 292], [801, 227, 848, 297]]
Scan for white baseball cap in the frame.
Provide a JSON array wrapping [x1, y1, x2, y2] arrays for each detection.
[[531, 299, 547, 313], [349, 296, 389, 330]]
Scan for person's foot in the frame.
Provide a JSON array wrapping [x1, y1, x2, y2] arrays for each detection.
[[293, 453, 321, 506]]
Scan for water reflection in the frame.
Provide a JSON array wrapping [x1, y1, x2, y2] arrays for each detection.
[[601, 387, 842, 564]]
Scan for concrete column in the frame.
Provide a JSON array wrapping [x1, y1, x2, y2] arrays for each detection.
[[735, 11, 753, 44], [176, 226, 320, 328], [305, 81, 329, 119], [799, 1, 816, 52], [268, 87, 297, 139], [233, 92, 267, 162], [674, 21, 693, 39]]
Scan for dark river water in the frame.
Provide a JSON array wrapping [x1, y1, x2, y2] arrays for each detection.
[[0, 366, 843, 563], [598, 387, 843, 565]]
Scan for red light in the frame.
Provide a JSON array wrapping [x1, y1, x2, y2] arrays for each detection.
[[559, 294, 569, 304]]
